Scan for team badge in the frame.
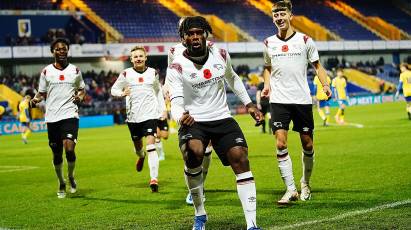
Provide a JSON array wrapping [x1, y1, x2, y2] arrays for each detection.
[[190, 73, 197, 79], [281, 45, 288, 52], [59, 75, 65, 81], [203, 69, 212, 79], [213, 64, 223, 70]]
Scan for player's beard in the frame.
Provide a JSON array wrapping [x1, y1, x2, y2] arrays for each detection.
[[188, 39, 206, 57]]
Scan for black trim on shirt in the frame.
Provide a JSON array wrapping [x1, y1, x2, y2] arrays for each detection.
[[52, 63, 69, 71], [170, 96, 184, 101], [276, 31, 296, 42], [133, 67, 148, 74]]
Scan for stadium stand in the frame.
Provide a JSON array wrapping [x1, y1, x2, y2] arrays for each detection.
[[343, 0, 411, 34], [185, 0, 274, 41], [83, 0, 180, 42], [292, 0, 380, 40]]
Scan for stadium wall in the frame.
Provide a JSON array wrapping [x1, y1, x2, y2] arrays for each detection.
[[0, 115, 114, 135]]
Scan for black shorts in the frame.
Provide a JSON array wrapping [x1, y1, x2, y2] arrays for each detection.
[[157, 119, 169, 131], [178, 117, 247, 166], [127, 119, 158, 141], [260, 102, 269, 115], [47, 118, 79, 144], [270, 103, 314, 134]]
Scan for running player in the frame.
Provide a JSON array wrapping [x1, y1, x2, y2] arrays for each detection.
[[111, 46, 166, 192], [30, 38, 85, 198], [262, 0, 332, 204], [166, 16, 262, 230]]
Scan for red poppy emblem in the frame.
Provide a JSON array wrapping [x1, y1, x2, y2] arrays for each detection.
[[138, 77, 144, 83], [203, 69, 212, 79], [59, 75, 65, 81], [281, 45, 289, 52]]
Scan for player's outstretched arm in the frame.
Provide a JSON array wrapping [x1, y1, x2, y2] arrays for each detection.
[[312, 61, 332, 98]]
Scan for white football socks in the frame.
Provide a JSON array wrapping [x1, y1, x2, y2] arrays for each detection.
[[236, 171, 257, 229], [277, 148, 297, 192], [185, 165, 206, 216]]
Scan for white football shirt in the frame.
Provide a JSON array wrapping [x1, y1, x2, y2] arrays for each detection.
[[166, 48, 251, 122], [111, 67, 165, 123], [38, 63, 85, 123], [263, 31, 319, 104]]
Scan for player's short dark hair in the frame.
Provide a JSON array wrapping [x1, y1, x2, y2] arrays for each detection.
[[50, 37, 70, 52], [180, 16, 212, 38], [272, 0, 292, 13]]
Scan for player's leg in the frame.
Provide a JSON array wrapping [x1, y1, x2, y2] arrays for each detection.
[[156, 120, 169, 161], [270, 103, 298, 204], [220, 121, 258, 230], [405, 98, 411, 120], [339, 102, 346, 124], [47, 121, 65, 198], [61, 118, 79, 194], [155, 127, 164, 161], [179, 124, 207, 229], [144, 119, 160, 192], [127, 122, 145, 172], [146, 134, 159, 192], [292, 104, 315, 201], [324, 104, 330, 125]]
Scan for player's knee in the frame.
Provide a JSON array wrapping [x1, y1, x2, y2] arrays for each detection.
[[302, 141, 313, 151], [228, 146, 249, 164], [49, 142, 63, 165], [65, 150, 76, 162], [185, 147, 203, 168], [276, 142, 287, 150]]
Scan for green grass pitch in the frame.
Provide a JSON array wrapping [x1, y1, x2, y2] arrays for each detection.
[[1, 102, 410, 229]]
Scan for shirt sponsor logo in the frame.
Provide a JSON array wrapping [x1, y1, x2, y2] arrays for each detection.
[[59, 75, 65, 81], [203, 69, 212, 79], [192, 75, 224, 89]]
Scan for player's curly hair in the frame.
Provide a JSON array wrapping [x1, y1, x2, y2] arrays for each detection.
[[272, 0, 292, 12], [50, 37, 70, 52], [180, 16, 212, 38]]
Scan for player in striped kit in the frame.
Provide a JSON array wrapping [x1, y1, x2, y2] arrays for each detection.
[[166, 16, 262, 230], [111, 46, 166, 192], [31, 38, 85, 198]]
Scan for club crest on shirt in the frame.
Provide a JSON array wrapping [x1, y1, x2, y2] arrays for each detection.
[[190, 73, 197, 79], [59, 75, 65, 81], [281, 45, 289, 52], [203, 69, 212, 79], [213, 64, 223, 70], [138, 77, 144, 83]]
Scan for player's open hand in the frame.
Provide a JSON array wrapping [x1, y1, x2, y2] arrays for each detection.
[[180, 111, 195, 126], [323, 85, 332, 98], [122, 87, 131, 97]]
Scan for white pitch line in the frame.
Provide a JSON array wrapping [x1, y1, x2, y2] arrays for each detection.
[[0, 166, 39, 173], [269, 199, 411, 230]]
